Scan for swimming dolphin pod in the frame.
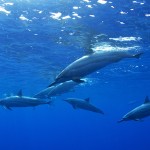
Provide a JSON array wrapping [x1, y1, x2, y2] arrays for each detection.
[[48, 51, 142, 87], [0, 49, 144, 123], [0, 90, 52, 110], [64, 98, 104, 114], [118, 96, 150, 123]]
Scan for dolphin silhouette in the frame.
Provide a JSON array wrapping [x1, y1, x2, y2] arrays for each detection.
[[48, 51, 142, 87], [34, 80, 83, 99], [118, 96, 150, 123], [0, 90, 52, 110], [64, 98, 104, 114]]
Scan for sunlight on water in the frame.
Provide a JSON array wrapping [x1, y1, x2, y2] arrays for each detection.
[[50, 12, 62, 20], [0, 6, 11, 14], [83, 0, 91, 3], [145, 14, 150, 17], [97, 0, 107, 5], [62, 15, 71, 20], [109, 37, 142, 42], [19, 14, 30, 21], [3, 2, 14, 6], [92, 43, 140, 52]]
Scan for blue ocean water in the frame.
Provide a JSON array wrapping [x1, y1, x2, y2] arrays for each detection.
[[0, 0, 150, 150]]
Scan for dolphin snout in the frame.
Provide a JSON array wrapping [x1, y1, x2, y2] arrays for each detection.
[[117, 119, 124, 123]]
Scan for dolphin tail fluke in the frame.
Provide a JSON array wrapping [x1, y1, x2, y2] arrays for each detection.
[[33, 94, 38, 98], [99, 110, 104, 115], [4, 106, 13, 111], [133, 52, 143, 59], [46, 100, 53, 106]]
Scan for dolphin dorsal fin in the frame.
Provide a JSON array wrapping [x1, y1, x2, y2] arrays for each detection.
[[144, 96, 150, 104], [84, 98, 90, 103], [17, 89, 23, 97]]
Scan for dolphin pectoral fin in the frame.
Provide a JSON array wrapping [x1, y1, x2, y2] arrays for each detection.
[[99, 109, 104, 115], [72, 79, 85, 83], [133, 52, 143, 59], [72, 104, 77, 109], [3, 106, 7, 110], [84, 98, 90, 103], [17, 89, 23, 97], [134, 118, 143, 122], [47, 100, 53, 106], [144, 96, 150, 104], [7, 107, 13, 111], [4, 106, 13, 111]]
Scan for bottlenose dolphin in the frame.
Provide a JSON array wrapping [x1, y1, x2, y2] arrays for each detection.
[[0, 90, 52, 110], [48, 51, 142, 87], [64, 98, 104, 114], [118, 96, 150, 123]]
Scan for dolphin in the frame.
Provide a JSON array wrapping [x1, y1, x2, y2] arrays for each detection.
[[0, 90, 52, 110], [118, 96, 150, 123], [47, 80, 84, 97], [64, 98, 104, 114], [34, 80, 83, 99], [34, 86, 55, 99], [48, 51, 142, 87]]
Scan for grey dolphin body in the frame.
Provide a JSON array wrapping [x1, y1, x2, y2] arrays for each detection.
[[118, 96, 150, 123], [48, 80, 82, 97], [48, 51, 142, 87], [0, 90, 51, 110], [34, 81, 82, 99], [34, 86, 55, 99], [64, 98, 104, 114]]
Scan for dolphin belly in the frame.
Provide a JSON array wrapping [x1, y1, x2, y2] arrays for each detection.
[[2, 98, 47, 108], [5, 101, 33, 107], [58, 59, 119, 80]]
